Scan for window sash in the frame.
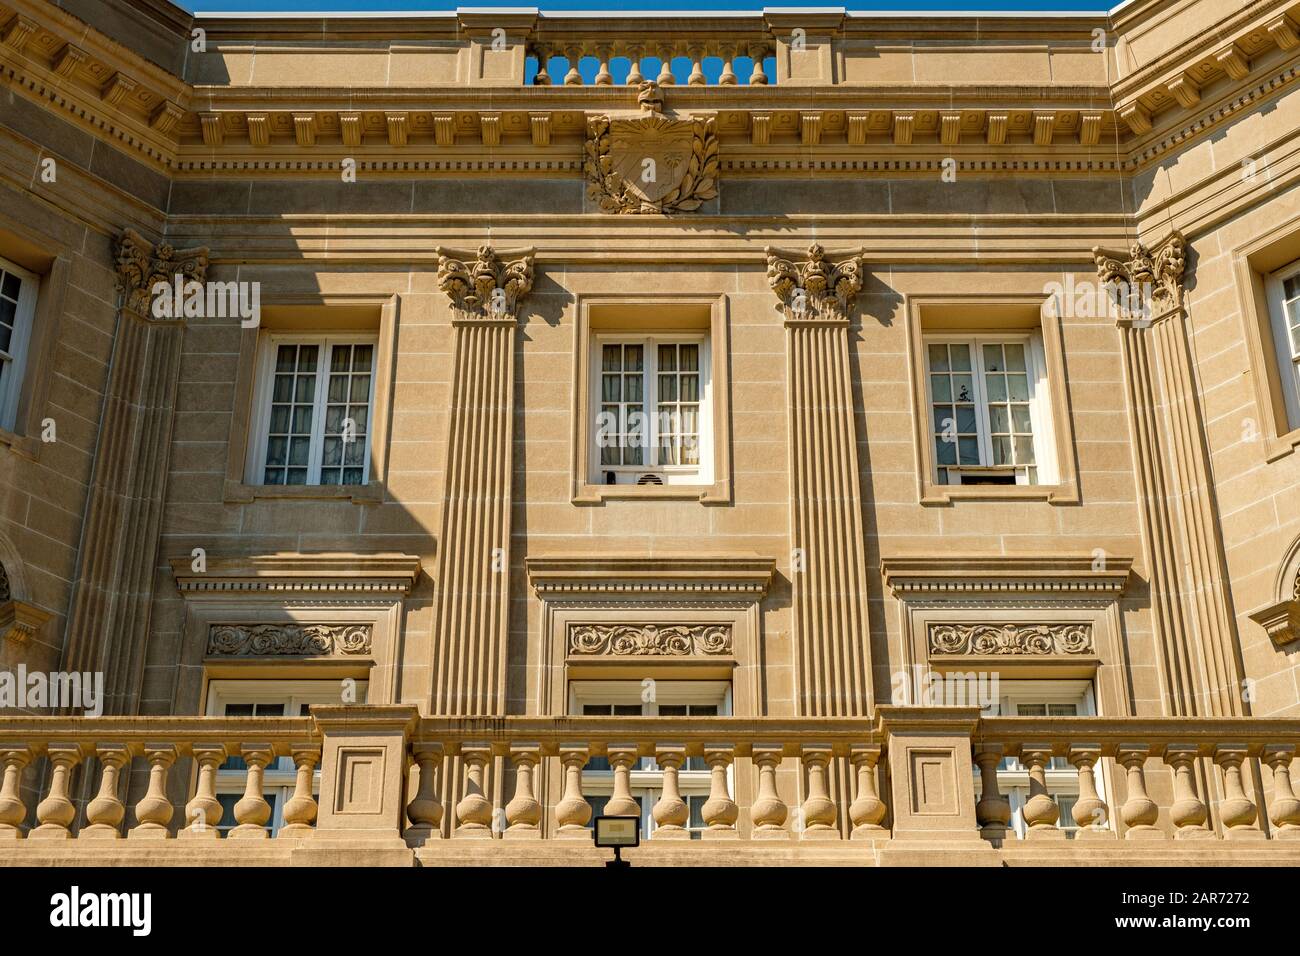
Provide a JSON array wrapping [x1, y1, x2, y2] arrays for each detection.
[[924, 333, 1052, 486], [250, 334, 377, 486], [591, 333, 709, 479], [1267, 262, 1300, 430], [0, 256, 39, 433]]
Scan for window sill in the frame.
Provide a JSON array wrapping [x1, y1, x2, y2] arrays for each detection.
[[920, 480, 1079, 506], [223, 479, 384, 505], [573, 480, 731, 505], [0, 426, 40, 461], [1264, 425, 1300, 463]]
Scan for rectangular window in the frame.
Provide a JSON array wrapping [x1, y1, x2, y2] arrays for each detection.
[[0, 257, 38, 433], [249, 335, 377, 486], [1266, 262, 1300, 428], [925, 335, 1056, 486], [592, 334, 710, 485]]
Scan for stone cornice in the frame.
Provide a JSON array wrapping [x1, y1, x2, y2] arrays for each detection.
[[526, 554, 776, 598], [879, 555, 1134, 597], [170, 552, 423, 597]]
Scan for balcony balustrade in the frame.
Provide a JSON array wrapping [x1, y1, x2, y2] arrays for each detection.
[[0, 707, 1297, 863]]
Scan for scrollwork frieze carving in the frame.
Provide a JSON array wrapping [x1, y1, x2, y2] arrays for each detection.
[[928, 623, 1095, 657], [567, 623, 733, 657], [206, 624, 373, 657]]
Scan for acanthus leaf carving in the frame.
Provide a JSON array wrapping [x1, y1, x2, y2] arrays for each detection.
[[567, 623, 733, 657], [1091, 230, 1186, 326], [206, 623, 373, 657], [928, 623, 1095, 657], [435, 244, 535, 321], [765, 243, 867, 323], [113, 228, 210, 319]]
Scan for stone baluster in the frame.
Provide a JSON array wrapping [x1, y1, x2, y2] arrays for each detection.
[[1020, 748, 1063, 839], [1263, 746, 1300, 838], [751, 746, 789, 839], [748, 43, 770, 85], [405, 743, 444, 841], [563, 44, 584, 86], [0, 749, 30, 839], [717, 43, 738, 85], [687, 43, 706, 85], [848, 746, 887, 838], [1213, 746, 1261, 839], [83, 745, 130, 839], [1164, 745, 1212, 839], [454, 745, 494, 838], [974, 746, 1011, 840], [1068, 746, 1113, 838], [504, 745, 542, 839], [651, 746, 689, 839], [605, 745, 641, 817], [700, 746, 738, 838], [129, 745, 177, 839], [594, 44, 613, 85], [181, 744, 226, 839], [799, 746, 839, 840], [279, 746, 320, 839], [32, 744, 84, 839], [1117, 746, 1162, 839], [656, 43, 676, 85], [230, 745, 273, 839], [624, 43, 644, 85], [532, 43, 553, 85], [555, 746, 593, 839]]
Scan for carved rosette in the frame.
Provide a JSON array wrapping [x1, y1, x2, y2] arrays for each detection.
[[928, 623, 1095, 657], [568, 624, 733, 657], [766, 244, 867, 323], [1092, 231, 1186, 326], [584, 85, 719, 215], [206, 624, 373, 657], [435, 245, 535, 322], [113, 228, 210, 319]]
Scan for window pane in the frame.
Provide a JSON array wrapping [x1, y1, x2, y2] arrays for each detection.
[[624, 345, 643, 371], [952, 375, 974, 402], [680, 374, 699, 402], [949, 344, 971, 371], [985, 375, 1007, 401], [992, 435, 1011, 465], [932, 405, 952, 433], [958, 437, 979, 464], [602, 375, 621, 401], [1004, 344, 1026, 371], [930, 374, 951, 402], [353, 344, 373, 372], [983, 344, 1004, 372], [1011, 404, 1033, 433], [928, 344, 949, 372], [602, 345, 621, 371], [1007, 375, 1029, 401], [0, 271, 20, 301], [625, 374, 642, 402], [658, 375, 677, 401], [988, 404, 1010, 433], [935, 436, 956, 465], [298, 345, 318, 371], [680, 344, 698, 371], [1015, 436, 1036, 464], [955, 404, 977, 434], [658, 344, 677, 371]]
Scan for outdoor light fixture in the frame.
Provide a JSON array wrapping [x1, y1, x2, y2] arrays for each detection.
[[593, 815, 640, 868]]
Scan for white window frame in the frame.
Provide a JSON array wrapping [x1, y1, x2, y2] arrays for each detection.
[[588, 332, 713, 486], [246, 333, 378, 487], [0, 256, 39, 433], [205, 679, 368, 836], [922, 332, 1058, 487], [570, 680, 731, 839], [1265, 259, 1300, 430], [976, 679, 1107, 838]]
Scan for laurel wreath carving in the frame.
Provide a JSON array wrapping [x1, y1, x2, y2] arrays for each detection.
[[584, 115, 719, 215]]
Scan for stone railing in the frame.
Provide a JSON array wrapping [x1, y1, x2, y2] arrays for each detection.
[[1, 707, 1298, 862], [527, 39, 776, 87]]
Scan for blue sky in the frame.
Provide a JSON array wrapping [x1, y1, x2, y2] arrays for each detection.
[[182, 1, 1106, 12]]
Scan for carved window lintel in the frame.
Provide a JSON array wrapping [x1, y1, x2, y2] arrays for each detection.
[[567, 623, 733, 658], [206, 623, 374, 658], [928, 622, 1096, 657]]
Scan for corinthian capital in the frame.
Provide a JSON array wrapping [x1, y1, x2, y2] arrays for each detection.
[[435, 245, 535, 322], [1092, 230, 1186, 327], [765, 244, 867, 324], [113, 228, 210, 319]]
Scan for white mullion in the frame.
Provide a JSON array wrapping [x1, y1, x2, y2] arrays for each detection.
[[248, 335, 274, 482], [307, 338, 331, 484], [645, 336, 659, 468], [361, 345, 376, 481], [969, 337, 995, 466]]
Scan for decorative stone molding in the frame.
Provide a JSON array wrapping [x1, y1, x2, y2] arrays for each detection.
[[1092, 231, 1187, 326], [0, 600, 52, 645], [434, 245, 535, 322], [207, 624, 373, 657], [1250, 552, 1300, 647], [113, 229, 210, 319], [568, 623, 732, 657], [527, 555, 775, 599], [584, 82, 719, 214], [928, 623, 1095, 657], [171, 553, 422, 597], [880, 555, 1133, 598], [765, 244, 867, 324]]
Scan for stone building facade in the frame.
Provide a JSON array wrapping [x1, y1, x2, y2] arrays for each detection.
[[0, 0, 1298, 864]]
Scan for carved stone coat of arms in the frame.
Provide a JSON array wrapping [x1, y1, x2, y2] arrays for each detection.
[[584, 81, 719, 215]]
